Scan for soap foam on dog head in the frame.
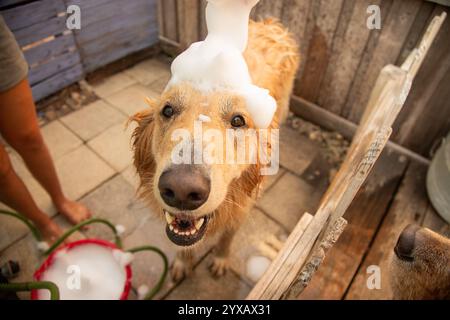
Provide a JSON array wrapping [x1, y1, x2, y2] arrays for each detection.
[[166, 0, 276, 129]]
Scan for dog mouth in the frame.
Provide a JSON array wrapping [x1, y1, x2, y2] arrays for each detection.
[[164, 210, 210, 246]]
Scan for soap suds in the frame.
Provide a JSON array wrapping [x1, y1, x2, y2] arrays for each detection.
[[37, 244, 128, 300], [246, 255, 271, 283], [166, 0, 276, 128], [37, 241, 49, 252], [115, 224, 126, 235]]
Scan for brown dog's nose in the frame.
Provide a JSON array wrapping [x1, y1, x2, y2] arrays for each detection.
[[395, 224, 420, 261], [158, 165, 210, 210]]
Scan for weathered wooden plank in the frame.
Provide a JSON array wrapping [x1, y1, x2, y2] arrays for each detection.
[[253, 0, 284, 20], [177, 0, 199, 49], [0, 0, 29, 10], [13, 16, 66, 47], [78, 20, 158, 57], [162, 0, 179, 42], [72, 0, 156, 28], [29, 49, 81, 85], [199, 0, 207, 39], [31, 63, 83, 101], [65, 0, 116, 10], [23, 33, 77, 67], [1, 0, 65, 31], [298, 149, 408, 299], [345, 0, 422, 123], [317, 0, 381, 115], [280, 0, 312, 79], [82, 30, 159, 72], [422, 205, 450, 236], [75, 13, 157, 45], [392, 6, 450, 156], [344, 161, 429, 300], [395, 1, 435, 66], [296, 0, 344, 103]]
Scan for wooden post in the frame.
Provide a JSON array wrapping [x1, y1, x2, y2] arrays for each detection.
[[246, 12, 446, 300]]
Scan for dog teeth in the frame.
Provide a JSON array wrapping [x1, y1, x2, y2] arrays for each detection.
[[169, 224, 174, 231], [195, 218, 205, 230], [165, 211, 174, 224]]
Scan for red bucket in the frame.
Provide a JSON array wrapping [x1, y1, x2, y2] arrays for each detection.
[[31, 239, 132, 300]]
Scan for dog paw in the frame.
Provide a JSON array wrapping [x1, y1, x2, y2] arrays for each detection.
[[209, 257, 229, 278], [171, 257, 192, 282]]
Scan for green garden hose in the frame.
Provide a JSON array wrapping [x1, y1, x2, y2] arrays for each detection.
[[0, 281, 60, 300], [128, 245, 169, 300]]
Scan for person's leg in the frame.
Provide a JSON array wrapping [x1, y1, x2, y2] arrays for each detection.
[[0, 78, 91, 224], [0, 143, 63, 242]]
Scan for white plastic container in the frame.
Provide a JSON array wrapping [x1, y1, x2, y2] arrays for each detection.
[[426, 132, 450, 223]]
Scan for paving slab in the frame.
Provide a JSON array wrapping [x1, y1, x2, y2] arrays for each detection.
[[279, 125, 319, 176], [88, 122, 136, 172], [41, 120, 83, 160], [104, 83, 160, 117], [55, 145, 115, 201], [228, 208, 288, 285], [257, 172, 322, 231], [80, 175, 150, 242], [91, 72, 137, 98], [125, 59, 171, 86], [121, 165, 140, 190], [60, 100, 126, 141], [165, 253, 251, 300]]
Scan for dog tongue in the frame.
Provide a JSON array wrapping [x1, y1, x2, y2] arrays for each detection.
[[166, 0, 276, 129]]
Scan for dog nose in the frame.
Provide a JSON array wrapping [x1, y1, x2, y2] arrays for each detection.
[[158, 165, 210, 210], [395, 224, 420, 261]]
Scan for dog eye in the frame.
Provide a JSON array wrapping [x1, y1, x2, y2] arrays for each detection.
[[231, 115, 246, 128], [161, 104, 174, 118]]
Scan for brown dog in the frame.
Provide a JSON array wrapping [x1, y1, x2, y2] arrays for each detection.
[[130, 19, 299, 280], [390, 224, 450, 299]]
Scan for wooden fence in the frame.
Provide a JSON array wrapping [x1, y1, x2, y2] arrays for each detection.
[[157, 0, 450, 158], [0, 0, 159, 101]]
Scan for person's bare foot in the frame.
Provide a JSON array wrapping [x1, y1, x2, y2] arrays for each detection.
[[36, 219, 64, 244], [56, 199, 92, 225]]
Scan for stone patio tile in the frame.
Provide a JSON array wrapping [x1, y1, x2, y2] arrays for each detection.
[[256, 172, 321, 231], [228, 208, 287, 285], [121, 212, 179, 299], [121, 165, 140, 190], [124, 59, 171, 86], [0, 203, 29, 252], [165, 253, 251, 300], [150, 76, 170, 94], [91, 72, 137, 98], [122, 209, 216, 299], [279, 125, 319, 176], [0, 233, 43, 299], [55, 145, 115, 201], [262, 167, 286, 193], [104, 83, 160, 117], [80, 175, 150, 242], [41, 120, 82, 160], [88, 122, 136, 172], [60, 100, 126, 141]]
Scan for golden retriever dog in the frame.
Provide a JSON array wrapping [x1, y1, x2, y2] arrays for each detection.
[[130, 19, 299, 280], [390, 224, 450, 299]]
